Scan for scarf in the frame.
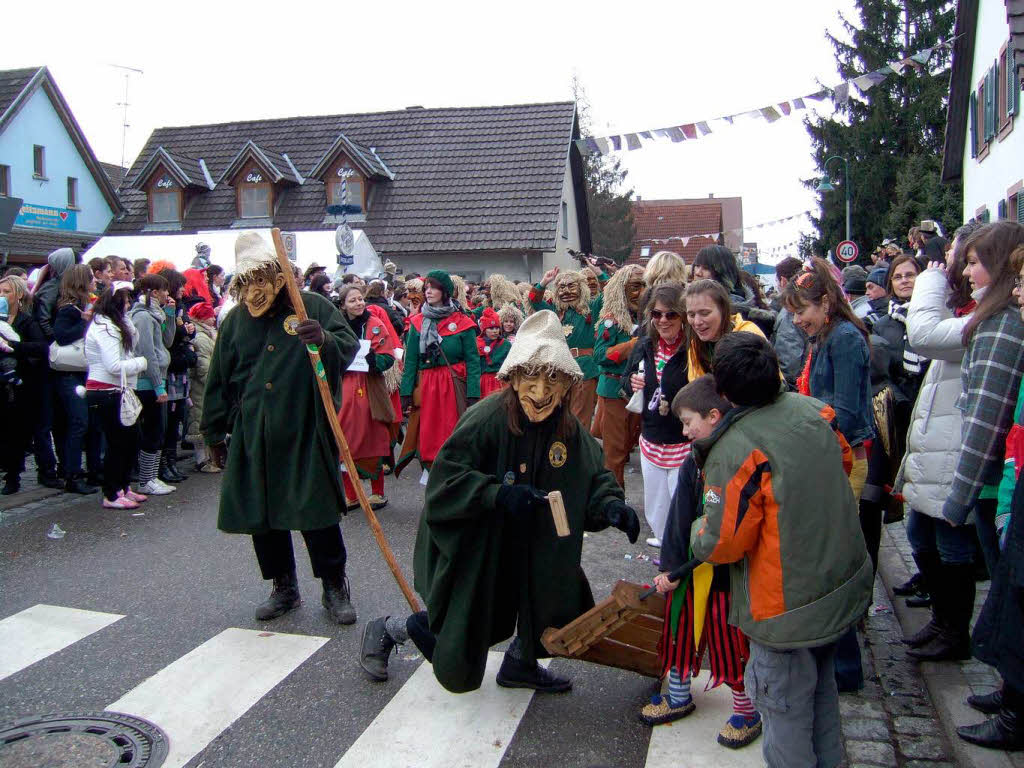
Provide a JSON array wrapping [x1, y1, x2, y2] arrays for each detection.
[[419, 301, 456, 355], [887, 299, 925, 376]]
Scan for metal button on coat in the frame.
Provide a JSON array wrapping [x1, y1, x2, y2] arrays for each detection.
[[267, 344, 275, 351], [265, 382, 273, 391]]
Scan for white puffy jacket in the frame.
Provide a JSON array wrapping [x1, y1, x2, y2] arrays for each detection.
[[85, 315, 148, 389], [896, 269, 970, 519]]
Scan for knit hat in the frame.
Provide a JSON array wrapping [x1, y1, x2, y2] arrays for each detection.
[[192, 242, 211, 269], [383, 260, 397, 275], [844, 276, 867, 296], [478, 307, 501, 331], [188, 302, 216, 322], [840, 265, 867, 284], [866, 267, 889, 288], [425, 269, 454, 298], [497, 309, 583, 382], [234, 232, 278, 279]]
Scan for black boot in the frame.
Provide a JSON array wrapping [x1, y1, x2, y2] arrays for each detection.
[[969, 688, 1004, 715], [255, 571, 301, 621], [496, 644, 571, 693], [894, 572, 923, 596], [160, 453, 186, 483], [359, 616, 396, 681], [37, 472, 63, 490], [321, 575, 356, 625], [1, 474, 20, 495], [903, 551, 942, 647], [958, 708, 1024, 750], [64, 474, 98, 495], [908, 562, 974, 662]]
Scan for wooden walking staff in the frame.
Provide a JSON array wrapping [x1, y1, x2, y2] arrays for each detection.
[[270, 228, 421, 613]]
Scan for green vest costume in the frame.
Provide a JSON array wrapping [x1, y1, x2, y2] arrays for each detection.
[[527, 284, 598, 380], [593, 318, 635, 398]]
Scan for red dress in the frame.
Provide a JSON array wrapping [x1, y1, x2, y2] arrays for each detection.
[[337, 314, 396, 473], [477, 335, 510, 398]]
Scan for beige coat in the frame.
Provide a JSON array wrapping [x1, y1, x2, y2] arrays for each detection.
[[185, 321, 217, 444]]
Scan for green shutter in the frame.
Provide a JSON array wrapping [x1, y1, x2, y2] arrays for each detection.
[[1011, 47, 1021, 116], [970, 92, 978, 157], [1018, 193, 1024, 224], [980, 208, 991, 223], [999, 198, 1008, 219], [985, 65, 996, 140]]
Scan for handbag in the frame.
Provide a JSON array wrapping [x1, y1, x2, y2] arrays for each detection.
[[119, 363, 142, 427], [437, 343, 468, 415], [366, 372, 396, 423], [625, 361, 645, 414], [49, 339, 87, 372]]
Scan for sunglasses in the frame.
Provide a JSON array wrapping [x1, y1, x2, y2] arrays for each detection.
[[649, 310, 680, 320]]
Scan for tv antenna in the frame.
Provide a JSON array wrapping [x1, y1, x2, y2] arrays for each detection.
[[110, 64, 143, 170]]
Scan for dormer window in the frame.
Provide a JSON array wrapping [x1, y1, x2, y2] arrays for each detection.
[[129, 146, 214, 228], [217, 141, 303, 223], [309, 133, 394, 221], [328, 164, 364, 210], [150, 173, 181, 222], [238, 165, 272, 218]]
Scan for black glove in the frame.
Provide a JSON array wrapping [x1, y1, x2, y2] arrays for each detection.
[[401, 395, 413, 413], [296, 319, 324, 346], [496, 484, 548, 519], [604, 499, 640, 544], [467, 396, 479, 407]]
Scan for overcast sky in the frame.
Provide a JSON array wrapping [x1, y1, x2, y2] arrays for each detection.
[[6, 0, 860, 262]]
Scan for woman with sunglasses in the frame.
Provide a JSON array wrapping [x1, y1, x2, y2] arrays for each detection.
[[626, 283, 690, 547]]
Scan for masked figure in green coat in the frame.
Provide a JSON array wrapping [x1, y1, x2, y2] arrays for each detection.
[[202, 233, 359, 625], [358, 309, 641, 693]]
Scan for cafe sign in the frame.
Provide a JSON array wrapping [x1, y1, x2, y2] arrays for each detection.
[[16, 203, 77, 231]]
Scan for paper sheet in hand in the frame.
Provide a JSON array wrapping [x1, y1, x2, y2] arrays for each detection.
[[348, 339, 371, 372]]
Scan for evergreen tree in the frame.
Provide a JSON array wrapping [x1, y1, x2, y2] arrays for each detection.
[[573, 76, 636, 263], [805, 0, 960, 264]]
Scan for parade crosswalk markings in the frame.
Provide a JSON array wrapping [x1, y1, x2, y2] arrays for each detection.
[[0, 604, 124, 681], [335, 651, 547, 768], [644, 671, 764, 768], [107, 627, 329, 768]]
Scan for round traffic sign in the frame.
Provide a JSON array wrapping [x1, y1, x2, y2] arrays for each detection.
[[836, 240, 859, 263]]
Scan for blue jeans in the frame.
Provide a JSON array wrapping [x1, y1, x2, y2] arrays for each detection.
[[905, 509, 975, 565], [55, 372, 102, 478], [32, 368, 57, 476]]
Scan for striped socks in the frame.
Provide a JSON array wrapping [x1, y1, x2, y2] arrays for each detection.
[[139, 451, 160, 486], [667, 669, 692, 707], [730, 684, 756, 718]]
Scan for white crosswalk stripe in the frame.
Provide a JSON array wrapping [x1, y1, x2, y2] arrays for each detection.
[[107, 627, 329, 768], [335, 652, 545, 768], [645, 671, 764, 767], [0, 604, 124, 681]]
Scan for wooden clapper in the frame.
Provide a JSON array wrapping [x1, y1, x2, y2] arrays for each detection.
[[542, 491, 666, 677]]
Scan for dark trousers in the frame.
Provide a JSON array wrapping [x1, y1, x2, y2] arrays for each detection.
[[974, 498, 1000, 578], [251, 525, 347, 580], [163, 399, 187, 454], [56, 372, 102, 478], [0, 384, 34, 482], [136, 389, 166, 453], [87, 390, 140, 501], [32, 369, 58, 477]]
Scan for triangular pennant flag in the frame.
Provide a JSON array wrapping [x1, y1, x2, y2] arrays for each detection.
[[779, 102, 792, 115], [681, 124, 698, 139], [696, 121, 712, 136], [760, 106, 782, 123], [625, 133, 642, 151], [832, 82, 850, 107], [681, 236, 690, 247], [792, 97, 807, 110], [666, 126, 686, 142], [583, 138, 600, 153], [722, 115, 735, 124], [595, 137, 610, 155], [911, 46, 934, 65], [609, 135, 622, 151], [653, 128, 671, 141], [890, 60, 907, 75], [807, 89, 830, 101], [640, 131, 653, 140]]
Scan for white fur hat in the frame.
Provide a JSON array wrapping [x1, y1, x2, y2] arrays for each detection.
[[234, 232, 277, 279], [497, 309, 583, 382]]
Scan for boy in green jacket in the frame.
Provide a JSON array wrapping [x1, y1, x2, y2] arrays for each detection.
[[690, 333, 872, 768]]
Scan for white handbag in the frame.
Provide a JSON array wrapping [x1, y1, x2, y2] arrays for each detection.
[[625, 360, 645, 414], [49, 339, 87, 371], [119, 363, 142, 427]]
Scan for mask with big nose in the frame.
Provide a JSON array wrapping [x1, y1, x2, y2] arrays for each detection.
[[511, 368, 572, 423], [241, 271, 286, 318], [556, 280, 581, 307]]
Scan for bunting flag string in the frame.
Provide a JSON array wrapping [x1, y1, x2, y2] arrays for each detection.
[[637, 209, 811, 247], [577, 39, 955, 156]]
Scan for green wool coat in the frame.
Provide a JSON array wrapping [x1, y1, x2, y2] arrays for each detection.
[[593, 318, 635, 398], [527, 285, 598, 381], [413, 394, 624, 693], [202, 293, 359, 533]]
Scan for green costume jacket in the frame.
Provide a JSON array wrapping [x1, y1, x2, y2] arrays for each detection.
[[593, 318, 635, 398], [413, 394, 624, 693], [202, 293, 359, 533], [527, 285, 598, 380], [400, 313, 482, 399]]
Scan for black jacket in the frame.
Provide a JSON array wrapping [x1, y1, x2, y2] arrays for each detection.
[[661, 456, 729, 590], [8, 312, 49, 385], [623, 335, 688, 445], [366, 296, 405, 338], [53, 303, 87, 346]]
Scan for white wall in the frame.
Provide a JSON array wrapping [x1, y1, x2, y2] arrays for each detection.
[[542, 160, 582, 274], [962, 0, 1024, 219], [0, 87, 114, 233]]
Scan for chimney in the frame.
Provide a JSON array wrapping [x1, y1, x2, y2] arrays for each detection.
[[405, 105, 424, 110]]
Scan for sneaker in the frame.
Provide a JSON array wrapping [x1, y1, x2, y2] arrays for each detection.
[[123, 489, 148, 503], [638, 694, 695, 725], [197, 461, 221, 474], [718, 712, 762, 748], [139, 479, 175, 496], [368, 494, 388, 511], [104, 495, 138, 509], [345, 498, 360, 511], [646, 537, 662, 548]]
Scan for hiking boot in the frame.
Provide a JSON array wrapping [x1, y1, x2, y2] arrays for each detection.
[[359, 617, 396, 681], [322, 575, 356, 625], [969, 689, 1004, 715], [255, 571, 301, 621], [718, 712, 762, 748], [496, 652, 571, 693], [638, 694, 695, 725]]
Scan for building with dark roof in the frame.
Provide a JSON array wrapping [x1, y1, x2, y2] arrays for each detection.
[[0, 67, 123, 267], [942, 0, 1024, 224], [627, 196, 743, 265], [94, 101, 592, 283]]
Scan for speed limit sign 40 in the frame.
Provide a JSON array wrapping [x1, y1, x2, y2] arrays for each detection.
[[836, 240, 859, 263]]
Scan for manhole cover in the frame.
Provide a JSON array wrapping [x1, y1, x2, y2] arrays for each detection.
[[0, 712, 168, 768]]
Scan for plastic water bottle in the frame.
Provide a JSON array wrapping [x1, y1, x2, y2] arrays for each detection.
[[47, 523, 66, 540]]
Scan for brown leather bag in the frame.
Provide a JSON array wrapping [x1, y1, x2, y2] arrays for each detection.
[[366, 372, 395, 423], [438, 343, 468, 416]]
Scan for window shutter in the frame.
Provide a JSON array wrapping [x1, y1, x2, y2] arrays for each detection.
[[970, 92, 978, 157], [1011, 46, 1021, 116], [998, 198, 1008, 219], [1019, 193, 1024, 224], [985, 66, 996, 140], [980, 208, 991, 223]]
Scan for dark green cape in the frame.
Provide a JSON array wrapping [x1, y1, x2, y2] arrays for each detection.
[[202, 292, 358, 533], [413, 394, 624, 693]]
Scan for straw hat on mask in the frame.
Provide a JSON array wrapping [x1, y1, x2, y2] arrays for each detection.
[[233, 232, 278, 280], [498, 309, 582, 382]]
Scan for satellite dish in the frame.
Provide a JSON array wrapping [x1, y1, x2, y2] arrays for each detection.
[[336, 224, 355, 256]]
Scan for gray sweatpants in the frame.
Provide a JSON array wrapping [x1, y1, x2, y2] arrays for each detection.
[[745, 639, 843, 768]]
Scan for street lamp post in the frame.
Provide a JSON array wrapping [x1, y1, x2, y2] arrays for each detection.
[[816, 155, 851, 243]]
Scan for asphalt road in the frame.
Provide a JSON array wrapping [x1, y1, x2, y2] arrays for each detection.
[[0, 459, 760, 768]]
